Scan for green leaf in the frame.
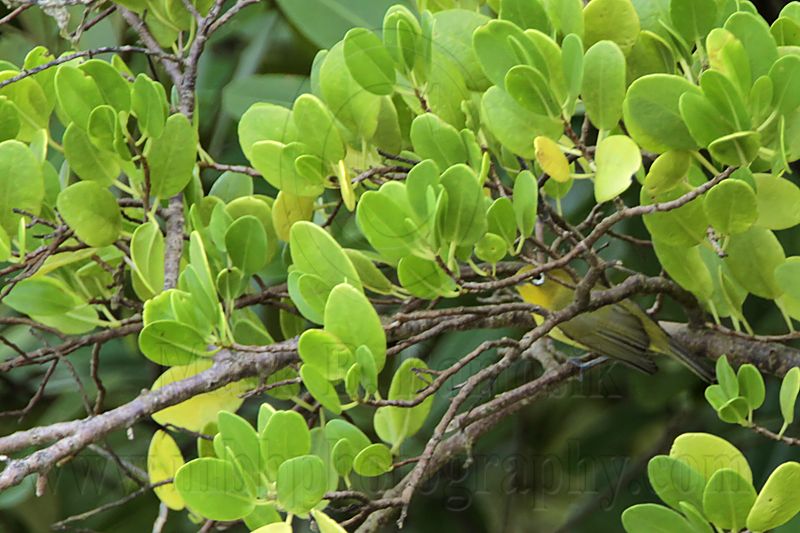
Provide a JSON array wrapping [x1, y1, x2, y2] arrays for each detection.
[[776, 257, 800, 300], [318, 42, 381, 140], [250, 522, 291, 533], [397, 256, 459, 299], [753, 174, 800, 230], [513, 170, 538, 239], [746, 461, 800, 531], [472, 19, 543, 89], [769, 55, 800, 115], [352, 443, 393, 477], [57, 181, 122, 247], [325, 419, 371, 453], [276, 455, 327, 514], [772, 16, 800, 46], [652, 241, 713, 301], [343, 28, 396, 95], [500, 0, 550, 32], [4, 276, 84, 316], [706, 28, 751, 96], [343, 249, 396, 295], [54, 66, 104, 129], [298, 329, 354, 381], [217, 411, 262, 487], [146, 114, 198, 198], [238, 103, 296, 161], [209, 172, 253, 203], [0, 225, 9, 262], [131, 74, 167, 139], [287, 272, 328, 324], [702, 468, 756, 532], [669, 0, 717, 43], [271, 193, 312, 242], [383, 5, 421, 72], [174, 458, 254, 521], [646, 455, 705, 512], [724, 226, 785, 299], [699, 70, 750, 131], [225, 216, 268, 275], [138, 320, 210, 365], [487, 196, 517, 248], [311, 510, 348, 533], [737, 364, 765, 411], [780, 367, 800, 429], [642, 183, 707, 247], [679, 92, 733, 149], [583, 0, 641, 54], [244, 505, 282, 531], [621, 503, 693, 533], [436, 164, 487, 247], [724, 12, 778, 82], [292, 94, 345, 163], [625, 30, 675, 83], [643, 150, 691, 196], [582, 40, 626, 130], [87, 105, 117, 153], [480, 86, 561, 158], [708, 131, 760, 167], [717, 396, 750, 425], [623, 74, 702, 153], [79, 59, 131, 113], [543, 0, 584, 38], [148, 430, 185, 511], [290, 221, 362, 292], [63, 123, 120, 186], [594, 135, 642, 203], [358, 184, 430, 263], [678, 502, 714, 533], [410, 114, 466, 169], [151, 361, 247, 432], [301, 363, 342, 414], [261, 410, 311, 481], [0, 71, 49, 139], [475, 233, 507, 265], [505, 65, 560, 117], [669, 432, 752, 483], [374, 357, 433, 448], [331, 438, 354, 477], [250, 141, 324, 197], [0, 140, 43, 234], [324, 283, 386, 372], [703, 179, 758, 235], [715, 355, 738, 398], [0, 97, 20, 142], [561, 33, 584, 111]]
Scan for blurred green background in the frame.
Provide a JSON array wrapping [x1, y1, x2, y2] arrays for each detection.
[[0, 1, 798, 531]]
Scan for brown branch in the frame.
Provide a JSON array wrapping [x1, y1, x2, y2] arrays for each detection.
[[0, 4, 31, 25], [0, 345, 296, 489], [162, 195, 184, 290]]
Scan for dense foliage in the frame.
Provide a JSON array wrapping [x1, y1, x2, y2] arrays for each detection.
[[2, 0, 800, 531]]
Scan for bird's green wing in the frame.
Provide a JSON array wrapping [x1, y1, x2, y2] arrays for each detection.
[[558, 304, 658, 374]]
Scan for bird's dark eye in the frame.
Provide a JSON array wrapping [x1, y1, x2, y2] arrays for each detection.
[[532, 273, 546, 286]]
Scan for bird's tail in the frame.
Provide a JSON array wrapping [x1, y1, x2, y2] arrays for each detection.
[[667, 338, 715, 383]]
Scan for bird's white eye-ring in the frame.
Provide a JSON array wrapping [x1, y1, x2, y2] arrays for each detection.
[[532, 273, 546, 286]]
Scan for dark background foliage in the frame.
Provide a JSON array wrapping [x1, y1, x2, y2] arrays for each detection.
[[0, 1, 796, 532]]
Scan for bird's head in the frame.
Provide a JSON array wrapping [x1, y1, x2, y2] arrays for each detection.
[[515, 266, 575, 311]]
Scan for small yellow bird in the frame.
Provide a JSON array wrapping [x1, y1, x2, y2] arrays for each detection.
[[517, 268, 713, 382]]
